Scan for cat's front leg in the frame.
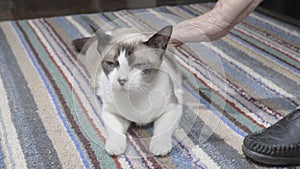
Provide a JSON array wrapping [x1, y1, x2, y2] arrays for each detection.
[[150, 104, 182, 156], [102, 111, 131, 156]]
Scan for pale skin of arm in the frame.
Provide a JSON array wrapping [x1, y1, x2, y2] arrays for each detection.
[[170, 0, 264, 46]]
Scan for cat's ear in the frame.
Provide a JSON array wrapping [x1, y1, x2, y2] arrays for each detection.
[[89, 24, 112, 47], [72, 37, 90, 54], [144, 25, 173, 50], [71, 25, 112, 54]]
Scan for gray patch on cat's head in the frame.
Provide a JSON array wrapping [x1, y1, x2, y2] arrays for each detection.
[[101, 43, 136, 76], [135, 25, 173, 79], [99, 25, 173, 81], [126, 25, 173, 68]]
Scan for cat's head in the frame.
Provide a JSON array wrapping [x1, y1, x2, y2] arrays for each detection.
[[92, 25, 173, 91]]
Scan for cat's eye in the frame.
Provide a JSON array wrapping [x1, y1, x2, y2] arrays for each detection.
[[133, 63, 151, 69], [102, 61, 119, 68]]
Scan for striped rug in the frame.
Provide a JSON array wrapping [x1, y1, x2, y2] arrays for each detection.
[[0, 3, 299, 169]]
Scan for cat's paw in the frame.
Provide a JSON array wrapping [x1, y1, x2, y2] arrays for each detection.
[[149, 136, 172, 156], [105, 134, 127, 156]]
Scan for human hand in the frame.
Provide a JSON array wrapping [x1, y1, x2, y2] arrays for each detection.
[[169, 0, 263, 46], [169, 17, 211, 47], [169, 37, 183, 47]]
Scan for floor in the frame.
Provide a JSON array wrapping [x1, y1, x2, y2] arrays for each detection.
[[0, 0, 299, 24]]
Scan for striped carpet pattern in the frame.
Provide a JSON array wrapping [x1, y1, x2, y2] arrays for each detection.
[[0, 3, 299, 169]]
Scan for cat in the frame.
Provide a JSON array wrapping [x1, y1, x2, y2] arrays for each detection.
[[73, 25, 182, 156]]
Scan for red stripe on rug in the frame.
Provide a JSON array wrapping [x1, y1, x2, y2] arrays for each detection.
[[16, 21, 101, 169]]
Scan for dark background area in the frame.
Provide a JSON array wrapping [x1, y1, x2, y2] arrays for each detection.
[[0, 0, 299, 25]]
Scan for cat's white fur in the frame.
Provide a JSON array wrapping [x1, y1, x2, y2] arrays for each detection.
[[82, 28, 182, 156]]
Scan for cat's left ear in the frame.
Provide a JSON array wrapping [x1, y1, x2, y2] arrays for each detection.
[[72, 37, 90, 54], [90, 24, 112, 50], [144, 25, 173, 50]]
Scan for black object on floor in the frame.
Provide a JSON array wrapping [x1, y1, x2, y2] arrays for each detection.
[[243, 109, 300, 166]]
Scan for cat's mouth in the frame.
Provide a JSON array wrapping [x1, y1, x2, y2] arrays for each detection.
[[112, 84, 128, 92], [114, 84, 135, 92], [118, 86, 128, 92], [114, 84, 149, 95]]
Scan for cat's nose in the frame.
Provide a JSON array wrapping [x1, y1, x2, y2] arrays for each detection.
[[118, 78, 127, 86]]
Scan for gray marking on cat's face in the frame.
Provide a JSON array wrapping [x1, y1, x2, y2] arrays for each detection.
[[101, 43, 135, 76], [98, 25, 172, 91]]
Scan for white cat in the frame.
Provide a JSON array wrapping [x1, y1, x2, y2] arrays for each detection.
[[73, 25, 182, 156]]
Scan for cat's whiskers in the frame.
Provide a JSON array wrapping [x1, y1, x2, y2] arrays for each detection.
[[138, 82, 151, 90], [129, 82, 150, 95], [137, 85, 149, 94], [141, 73, 157, 77]]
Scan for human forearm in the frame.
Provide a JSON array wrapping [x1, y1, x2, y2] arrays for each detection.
[[171, 0, 263, 44]]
